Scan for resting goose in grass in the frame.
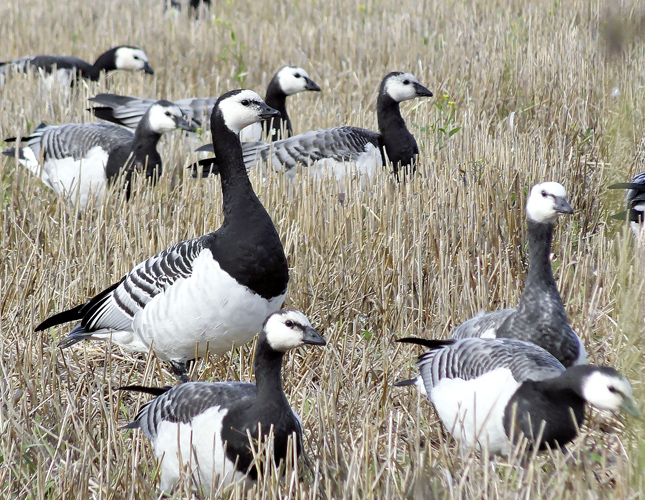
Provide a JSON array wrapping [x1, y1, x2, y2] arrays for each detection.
[[121, 310, 325, 493], [451, 182, 587, 368], [609, 172, 645, 238], [3, 101, 194, 208], [395, 337, 639, 455], [192, 71, 432, 181], [35, 90, 288, 380], [0, 46, 153, 86], [88, 65, 320, 141]]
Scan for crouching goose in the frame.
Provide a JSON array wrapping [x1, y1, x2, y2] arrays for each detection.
[[88, 65, 320, 140], [192, 72, 432, 181], [609, 172, 645, 238], [121, 310, 326, 493], [3, 101, 194, 208], [451, 182, 587, 368], [0, 46, 153, 86], [395, 337, 639, 455], [35, 90, 288, 381]]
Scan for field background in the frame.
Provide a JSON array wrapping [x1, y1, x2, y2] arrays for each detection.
[[1, 0, 644, 498]]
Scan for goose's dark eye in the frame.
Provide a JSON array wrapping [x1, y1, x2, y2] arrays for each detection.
[[608, 386, 618, 393], [294, 73, 301, 78], [133, 55, 140, 60], [403, 79, 410, 85], [165, 111, 172, 116], [285, 320, 295, 328], [541, 190, 548, 197], [241, 100, 250, 106]]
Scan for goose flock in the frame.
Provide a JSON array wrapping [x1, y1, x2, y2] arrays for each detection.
[[2, 6, 642, 496]]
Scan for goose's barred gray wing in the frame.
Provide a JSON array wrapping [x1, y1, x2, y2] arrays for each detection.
[[52, 236, 208, 344], [402, 338, 565, 391], [124, 382, 256, 439], [450, 309, 515, 339]]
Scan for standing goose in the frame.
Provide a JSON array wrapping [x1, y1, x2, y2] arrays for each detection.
[[0, 46, 154, 85], [3, 101, 194, 208], [87, 65, 320, 140], [609, 172, 645, 238], [451, 182, 587, 368], [395, 337, 639, 455], [34, 90, 287, 380], [121, 310, 326, 492], [192, 72, 432, 180]]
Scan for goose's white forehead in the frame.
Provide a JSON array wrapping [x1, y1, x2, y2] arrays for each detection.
[[279, 66, 310, 79], [265, 310, 313, 352], [267, 310, 312, 329], [116, 47, 148, 61], [385, 73, 419, 90], [530, 182, 567, 198], [218, 90, 265, 133]]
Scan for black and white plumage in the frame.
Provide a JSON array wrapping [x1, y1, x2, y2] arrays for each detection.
[[87, 66, 320, 141], [609, 172, 645, 237], [35, 90, 288, 378], [193, 72, 432, 181], [121, 310, 326, 492], [3, 101, 194, 208], [396, 337, 639, 455], [451, 182, 587, 368], [0, 46, 154, 85]]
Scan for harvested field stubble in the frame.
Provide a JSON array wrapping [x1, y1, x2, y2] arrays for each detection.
[[1, 0, 644, 498]]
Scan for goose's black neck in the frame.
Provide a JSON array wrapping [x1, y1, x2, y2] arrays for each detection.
[[376, 93, 418, 173], [520, 220, 559, 302], [264, 80, 290, 141], [253, 339, 288, 402], [131, 118, 162, 178], [211, 114, 263, 219], [90, 48, 118, 79]]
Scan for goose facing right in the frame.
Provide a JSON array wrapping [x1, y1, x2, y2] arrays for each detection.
[[0, 46, 154, 85], [194, 71, 432, 180], [121, 310, 326, 492], [451, 182, 587, 368], [3, 100, 194, 208], [34, 90, 288, 380], [396, 337, 639, 455]]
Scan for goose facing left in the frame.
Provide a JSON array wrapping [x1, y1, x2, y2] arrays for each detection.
[[35, 90, 287, 380], [0, 46, 154, 85], [609, 171, 645, 238], [396, 337, 639, 455], [3, 101, 194, 208], [121, 310, 326, 492]]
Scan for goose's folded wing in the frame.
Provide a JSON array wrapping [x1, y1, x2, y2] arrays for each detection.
[[89, 94, 156, 130], [450, 308, 515, 339]]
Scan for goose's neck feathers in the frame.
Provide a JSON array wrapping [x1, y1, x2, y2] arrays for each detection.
[[376, 92, 418, 173], [519, 220, 561, 306], [264, 80, 290, 140], [131, 120, 162, 177], [252, 339, 288, 403], [376, 93, 406, 136]]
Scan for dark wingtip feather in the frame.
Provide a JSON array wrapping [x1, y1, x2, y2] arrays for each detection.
[[118, 385, 174, 396], [35, 303, 85, 332], [120, 421, 141, 430], [393, 378, 417, 387], [608, 182, 645, 191], [189, 157, 219, 178], [89, 107, 122, 126], [395, 337, 455, 349]]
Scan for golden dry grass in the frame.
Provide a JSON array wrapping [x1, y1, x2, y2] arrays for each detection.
[[1, 0, 644, 498]]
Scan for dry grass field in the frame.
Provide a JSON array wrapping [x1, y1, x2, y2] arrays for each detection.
[[1, 0, 645, 498]]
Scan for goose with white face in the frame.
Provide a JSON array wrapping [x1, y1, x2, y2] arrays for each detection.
[[384, 72, 433, 103], [264, 310, 326, 352], [525, 182, 574, 223], [581, 369, 640, 416], [218, 90, 281, 134], [146, 102, 195, 134], [277, 66, 321, 95], [115, 47, 154, 74]]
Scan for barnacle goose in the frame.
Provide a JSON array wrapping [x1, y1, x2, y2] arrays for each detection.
[[121, 310, 325, 492], [609, 172, 645, 238], [3, 101, 194, 208], [451, 182, 587, 368], [396, 337, 639, 455], [35, 90, 288, 380], [88, 66, 320, 141], [0, 46, 153, 86], [192, 71, 432, 180]]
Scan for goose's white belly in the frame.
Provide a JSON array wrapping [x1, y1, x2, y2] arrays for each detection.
[[133, 250, 287, 360]]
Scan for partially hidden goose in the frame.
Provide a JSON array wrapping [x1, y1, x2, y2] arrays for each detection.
[[88, 65, 320, 141], [0, 46, 154, 86], [35, 90, 288, 380], [192, 71, 432, 181], [609, 172, 645, 238], [121, 310, 326, 493], [3, 101, 194, 208], [396, 337, 639, 455], [451, 182, 587, 368]]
